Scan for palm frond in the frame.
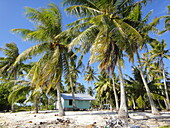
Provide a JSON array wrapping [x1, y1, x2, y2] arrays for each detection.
[[8, 85, 31, 104], [69, 24, 98, 50], [13, 42, 49, 66], [65, 5, 102, 18]]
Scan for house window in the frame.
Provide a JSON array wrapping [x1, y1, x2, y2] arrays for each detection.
[[69, 100, 72, 106]]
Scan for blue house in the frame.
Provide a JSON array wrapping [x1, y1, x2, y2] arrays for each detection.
[[56, 93, 95, 110]]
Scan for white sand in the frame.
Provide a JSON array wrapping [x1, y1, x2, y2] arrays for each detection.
[[0, 110, 170, 128]]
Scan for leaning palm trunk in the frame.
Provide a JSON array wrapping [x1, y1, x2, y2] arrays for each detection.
[[137, 51, 159, 115], [117, 58, 128, 118], [11, 100, 15, 112], [109, 94, 113, 111], [70, 77, 77, 110], [34, 95, 39, 113], [132, 97, 136, 110], [162, 68, 170, 110], [99, 99, 103, 110], [11, 71, 17, 113], [57, 84, 65, 116], [112, 75, 119, 111], [159, 82, 168, 109]]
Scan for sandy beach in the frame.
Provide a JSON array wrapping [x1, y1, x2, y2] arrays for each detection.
[[0, 110, 170, 128]]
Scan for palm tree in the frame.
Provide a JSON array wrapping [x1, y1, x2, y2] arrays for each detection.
[[7, 80, 33, 108], [95, 71, 114, 111], [64, 61, 81, 110], [84, 66, 98, 93], [61, 0, 146, 118], [84, 66, 98, 82], [125, 65, 164, 111], [127, 3, 161, 115], [141, 52, 168, 110], [160, 6, 170, 34], [0, 42, 30, 112], [111, 73, 119, 111], [76, 83, 86, 94], [149, 40, 170, 110], [0, 79, 11, 111], [87, 87, 94, 97], [136, 50, 160, 115], [11, 3, 74, 116]]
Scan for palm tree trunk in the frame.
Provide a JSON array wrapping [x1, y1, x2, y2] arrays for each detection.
[[109, 94, 113, 111], [34, 95, 39, 113], [46, 97, 49, 110], [112, 75, 119, 111], [159, 83, 168, 109], [11, 70, 17, 113], [57, 84, 65, 116], [70, 77, 77, 110], [99, 99, 103, 110], [117, 58, 128, 119], [11, 100, 15, 112], [136, 51, 159, 115], [162, 68, 170, 110], [132, 97, 136, 110]]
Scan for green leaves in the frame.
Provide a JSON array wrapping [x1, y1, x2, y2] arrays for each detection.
[[127, 3, 141, 21], [65, 5, 102, 17], [12, 3, 62, 43], [13, 42, 49, 67], [0, 42, 29, 80], [84, 66, 97, 82], [63, 0, 146, 73], [149, 39, 170, 60], [136, 95, 145, 109], [159, 6, 170, 34], [8, 84, 31, 104], [0, 83, 10, 111]]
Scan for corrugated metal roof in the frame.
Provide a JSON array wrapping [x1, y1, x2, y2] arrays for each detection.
[[61, 93, 95, 100]]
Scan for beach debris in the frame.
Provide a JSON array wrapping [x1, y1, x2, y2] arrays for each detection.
[[105, 117, 128, 128], [85, 122, 97, 128], [86, 124, 96, 128], [28, 121, 33, 123], [40, 122, 47, 125], [55, 118, 71, 125]]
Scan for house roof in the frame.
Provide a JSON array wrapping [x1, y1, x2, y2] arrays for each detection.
[[61, 93, 95, 101]]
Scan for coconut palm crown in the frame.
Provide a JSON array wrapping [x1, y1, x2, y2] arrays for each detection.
[[11, 3, 74, 116], [59, 0, 151, 118]]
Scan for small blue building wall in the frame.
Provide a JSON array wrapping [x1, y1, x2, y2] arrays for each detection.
[[63, 100, 91, 109]]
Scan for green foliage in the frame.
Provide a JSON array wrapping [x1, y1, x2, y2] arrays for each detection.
[[87, 86, 94, 96], [49, 105, 55, 110], [150, 93, 165, 100], [90, 100, 100, 109], [8, 83, 31, 105], [76, 83, 86, 93], [159, 126, 170, 128], [14, 105, 32, 112], [159, 6, 170, 34], [136, 95, 145, 109], [61, 0, 145, 71], [11, 3, 62, 43], [84, 66, 98, 82], [0, 84, 11, 111]]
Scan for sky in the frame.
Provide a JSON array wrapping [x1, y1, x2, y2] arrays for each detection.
[[0, 0, 170, 89]]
